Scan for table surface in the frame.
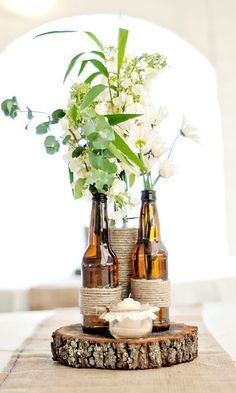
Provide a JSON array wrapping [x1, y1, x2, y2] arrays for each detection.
[[0, 305, 236, 393]]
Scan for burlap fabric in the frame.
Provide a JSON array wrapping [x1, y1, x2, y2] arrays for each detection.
[[1, 307, 236, 393]]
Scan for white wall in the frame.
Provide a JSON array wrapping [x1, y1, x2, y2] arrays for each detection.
[[0, 0, 235, 256]]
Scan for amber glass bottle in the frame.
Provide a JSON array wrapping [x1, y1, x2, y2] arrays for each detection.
[[82, 193, 119, 334], [131, 190, 170, 331]]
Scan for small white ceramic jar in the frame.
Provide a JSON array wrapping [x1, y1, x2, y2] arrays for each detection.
[[101, 297, 158, 339]]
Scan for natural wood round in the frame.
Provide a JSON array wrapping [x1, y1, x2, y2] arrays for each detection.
[[51, 323, 198, 370]]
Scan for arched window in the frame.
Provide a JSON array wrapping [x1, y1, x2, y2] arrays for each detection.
[[0, 14, 226, 288]]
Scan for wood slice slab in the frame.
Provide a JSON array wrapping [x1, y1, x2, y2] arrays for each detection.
[[51, 323, 198, 370]]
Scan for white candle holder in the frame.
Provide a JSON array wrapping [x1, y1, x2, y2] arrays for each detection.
[[101, 298, 158, 339]]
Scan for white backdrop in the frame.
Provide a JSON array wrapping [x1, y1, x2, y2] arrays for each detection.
[[0, 14, 229, 289]]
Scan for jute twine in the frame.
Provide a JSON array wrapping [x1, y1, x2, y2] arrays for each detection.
[[109, 227, 138, 299], [131, 278, 171, 307], [79, 286, 122, 316]]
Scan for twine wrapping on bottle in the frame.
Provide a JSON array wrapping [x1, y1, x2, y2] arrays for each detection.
[[131, 278, 171, 307], [79, 286, 122, 316], [109, 227, 138, 299]]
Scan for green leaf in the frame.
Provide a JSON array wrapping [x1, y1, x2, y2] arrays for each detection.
[[62, 135, 71, 145], [80, 84, 106, 110], [36, 122, 50, 135], [85, 31, 104, 50], [84, 71, 101, 84], [83, 116, 115, 149], [68, 167, 74, 197], [78, 59, 89, 77], [74, 178, 85, 199], [51, 109, 65, 124], [89, 59, 108, 77], [63, 52, 85, 82], [86, 168, 114, 193], [27, 106, 33, 120], [117, 28, 129, 75], [88, 152, 117, 174], [105, 113, 142, 126], [88, 138, 109, 150], [68, 167, 74, 184], [90, 50, 105, 59], [108, 143, 127, 165], [129, 173, 136, 187], [113, 131, 146, 172], [72, 146, 85, 158], [1, 97, 19, 119], [44, 135, 60, 154], [34, 30, 77, 39], [70, 104, 78, 122]]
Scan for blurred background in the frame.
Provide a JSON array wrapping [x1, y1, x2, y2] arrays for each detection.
[[0, 0, 236, 315]]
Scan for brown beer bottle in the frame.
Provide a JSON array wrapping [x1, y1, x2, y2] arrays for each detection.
[[131, 190, 170, 331], [81, 193, 119, 334]]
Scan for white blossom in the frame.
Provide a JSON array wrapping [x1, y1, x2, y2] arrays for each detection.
[[131, 84, 147, 96], [121, 79, 133, 89], [60, 117, 70, 132], [63, 150, 73, 163], [146, 67, 161, 78], [142, 155, 158, 171], [130, 71, 139, 81], [98, 88, 111, 102], [109, 179, 126, 196], [106, 58, 117, 74], [60, 117, 80, 141], [69, 157, 87, 178], [159, 160, 176, 178], [125, 102, 144, 114], [127, 126, 166, 159], [126, 125, 153, 154], [156, 106, 168, 125], [151, 136, 168, 158], [181, 116, 200, 143], [113, 92, 134, 109], [110, 207, 128, 222], [95, 102, 109, 115]]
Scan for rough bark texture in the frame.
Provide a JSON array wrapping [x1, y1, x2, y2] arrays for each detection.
[[51, 323, 198, 370]]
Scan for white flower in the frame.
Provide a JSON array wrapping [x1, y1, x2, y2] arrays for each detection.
[[159, 160, 176, 178], [156, 106, 168, 125], [142, 155, 158, 171], [146, 67, 160, 78], [121, 79, 133, 89], [63, 150, 73, 163], [106, 58, 117, 74], [127, 125, 152, 154], [113, 93, 134, 109], [109, 179, 126, 196], [98, 88, 111, 102], [151, 136, 168, 158], [110, 207, 128, 222], [130, 71, 139, 81], [95, 102, 109, 115], [127, 126, 166, 159], [69, 157, 87, 178], [60, 117, 80, 141], [181, 116, 200, 143], [125, 102, 144, 114], [60, 117, 70, 132], [131, 84, 147, 96]]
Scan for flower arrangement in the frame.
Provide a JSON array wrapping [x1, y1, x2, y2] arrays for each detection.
[[1, 28, 198, 223]]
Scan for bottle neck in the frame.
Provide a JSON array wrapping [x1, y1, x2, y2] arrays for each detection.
[[139, 190, 161, 241], [88, 193, 109, 246]]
